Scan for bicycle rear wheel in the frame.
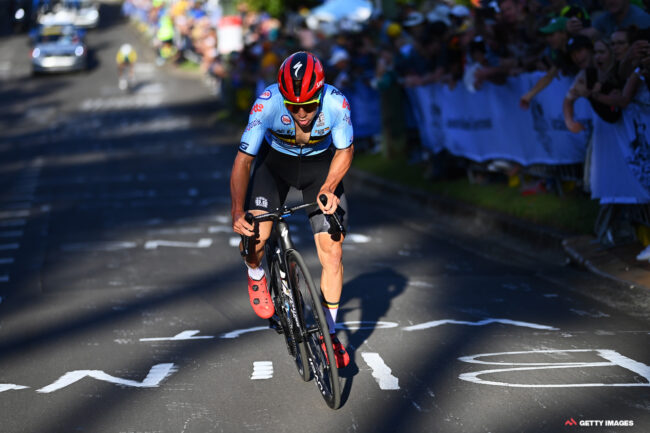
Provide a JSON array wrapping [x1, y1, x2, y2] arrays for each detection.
[[286, 250, 341, 409], [269, 257, 310, 381]]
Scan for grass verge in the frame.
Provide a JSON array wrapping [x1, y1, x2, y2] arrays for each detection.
[[352, 152, 600, 235]]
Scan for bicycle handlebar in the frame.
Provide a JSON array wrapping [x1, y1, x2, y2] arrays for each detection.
[[239, 196, 345, 260], [319, 194, 345, 235]]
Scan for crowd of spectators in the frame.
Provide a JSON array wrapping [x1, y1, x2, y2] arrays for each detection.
[[123, 0, 650, 150], [122, 0, 650, 253]]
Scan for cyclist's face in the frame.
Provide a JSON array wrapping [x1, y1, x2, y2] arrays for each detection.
[[285, 102, 319, 129]]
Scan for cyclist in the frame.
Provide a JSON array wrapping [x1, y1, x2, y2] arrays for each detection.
[[230, 51, 353, 368], [116, 43, 137, 89]]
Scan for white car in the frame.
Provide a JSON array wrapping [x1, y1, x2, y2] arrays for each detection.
[[38, 0, 99, 29]]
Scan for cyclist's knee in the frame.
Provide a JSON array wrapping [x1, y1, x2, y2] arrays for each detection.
[[316, 237, 342, 269]]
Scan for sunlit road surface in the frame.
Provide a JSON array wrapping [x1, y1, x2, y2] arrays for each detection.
[[0, 4, 649, 432]]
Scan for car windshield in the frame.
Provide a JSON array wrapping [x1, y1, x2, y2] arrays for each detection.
[[37, 27, 79, 44]]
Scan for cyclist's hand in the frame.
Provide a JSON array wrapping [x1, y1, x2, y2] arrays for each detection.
[[232, 211, 254, 236], [318, 191, 339, 215]]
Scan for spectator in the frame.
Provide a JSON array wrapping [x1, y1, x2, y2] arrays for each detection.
[[563, 35, 598, 132], [585, 0, 650, 38], [592, 28, 650, 107], [619, 26, 650, 78], [465, 35, 509, 91], [520, 16, 574, 109], [328, 49, 352, 91]]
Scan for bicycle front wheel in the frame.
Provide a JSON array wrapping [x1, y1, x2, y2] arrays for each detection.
[[286, 250, 341, 409], [269, 257, 310, 381]]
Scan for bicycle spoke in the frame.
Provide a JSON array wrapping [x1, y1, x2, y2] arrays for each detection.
[[287, 251, 341, 409]]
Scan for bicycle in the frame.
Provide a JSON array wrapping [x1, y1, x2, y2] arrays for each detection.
[[118, 67, 135, 92], [241, 195, 345, 409]]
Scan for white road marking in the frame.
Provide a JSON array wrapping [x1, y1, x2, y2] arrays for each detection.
[[0, 384, 29, 393], [403, 318, 559, 331], [0, 275, 9, 282], [36, 363, 177, 393], [0, 258, 14, 264], [144, 238, 212, 249], [140, 330, 214, 341], [220, 326, 270, 339], [229, 237, 240, 247], [597, 349, 650, 380], [251, 361, 274, 380], [458, 349, 650, 388], [0, 243, 20, 251], [80, 94, 164, 111], [0, 210, 30, 219], [336, 321, 399, 331], [208, 225, 232, 233], [408, 280, 435, 288], [347, 234, 371, 243], [361, 352, 400, 390]]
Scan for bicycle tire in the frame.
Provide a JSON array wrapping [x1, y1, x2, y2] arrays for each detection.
[[286, 250, 342, 409], [269, 256, 310, 381]]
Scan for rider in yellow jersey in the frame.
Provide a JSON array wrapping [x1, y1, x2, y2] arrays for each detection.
[[116, 43, 137, 89]]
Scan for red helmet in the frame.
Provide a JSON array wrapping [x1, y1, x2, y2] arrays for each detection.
[[277, 51, 325, 104]]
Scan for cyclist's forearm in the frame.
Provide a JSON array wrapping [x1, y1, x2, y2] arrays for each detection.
[[230, 151, 254, 217], [321, 145, 354, 193]]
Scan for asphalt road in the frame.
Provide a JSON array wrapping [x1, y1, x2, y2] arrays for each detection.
[[0, 3, 649, 432]]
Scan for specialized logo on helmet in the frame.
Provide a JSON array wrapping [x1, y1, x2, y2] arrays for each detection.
[[278, 51, 325, 104], [293, 61, 303, 78]]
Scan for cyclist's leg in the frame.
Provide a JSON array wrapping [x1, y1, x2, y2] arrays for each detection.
[[299, 148, 350, 367], [314, 230, 343, 314], [300, 153, 348, 315], [242, 148, 289, 318], [243, 147, 290, 267], [313, 227, 350, 368]]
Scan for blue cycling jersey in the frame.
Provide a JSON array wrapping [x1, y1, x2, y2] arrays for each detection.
[[239, 83, 354, 157]]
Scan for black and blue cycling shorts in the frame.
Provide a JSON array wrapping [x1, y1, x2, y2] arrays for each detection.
[[244, 144, 348, 235]]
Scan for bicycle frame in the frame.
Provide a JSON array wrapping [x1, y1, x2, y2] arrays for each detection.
[[239, 198, 343, 408], [266, 219, 302, 344]]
